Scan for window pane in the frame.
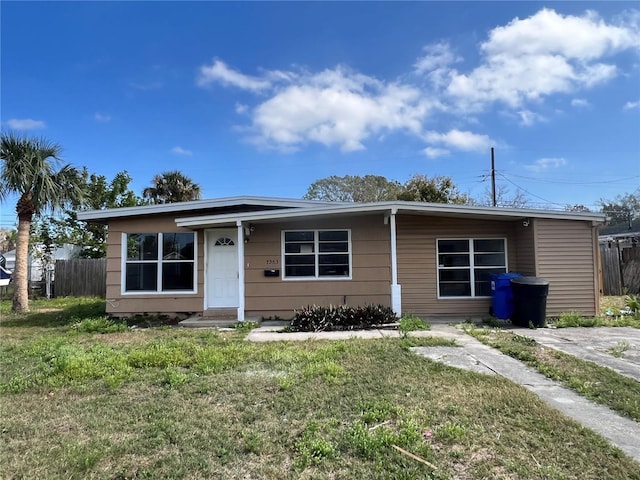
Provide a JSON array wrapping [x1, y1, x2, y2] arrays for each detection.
[[162, 263, 194, 290], [285, 242, 315, 254], [474, 268, 506, 297], [474, 253, 505, 266], [285, 255, 315, 266], [474, 239, 504, 252], [439, 269, 470, 282], [319, 231, 348, 242], [285, 265, 315, 277], [163, 233, 194, 260], [319, 242, 348, 253], [127, 234, 158, 260], [125, 263, 157, 291], [285, 231, 314, 242], [438, 239, 469, 253], [319, 265, 349, 276], [439, 282, 471, 297], [319, 254, 349, 265], [438, 254, 470, 267]]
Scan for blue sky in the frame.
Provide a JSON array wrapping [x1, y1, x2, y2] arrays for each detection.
[[1, 1, 639, 228]]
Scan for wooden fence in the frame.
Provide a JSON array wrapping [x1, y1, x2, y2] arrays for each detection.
[[600, 240, 640, 295], [54, 258, 106, 298]]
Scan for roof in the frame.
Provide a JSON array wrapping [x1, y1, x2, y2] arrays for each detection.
[[598, 218, 640, 237], [76, 195, 608, 227], [76, 196, 338, 221], [173, 200, 607, 228]]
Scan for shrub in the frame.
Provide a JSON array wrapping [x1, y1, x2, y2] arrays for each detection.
[[289, 304, 397, 332]]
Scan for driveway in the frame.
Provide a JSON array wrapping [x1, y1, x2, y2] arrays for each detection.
[[511, 326, 640, 382]]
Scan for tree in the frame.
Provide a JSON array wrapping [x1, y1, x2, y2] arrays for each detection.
[[143, 170, 202, 204], [304, 175, 402, 202], [564, 204, 592, 213], [0, 227, 17, 252], [0, 132, 83, 311], [599, 190, 640, 226], [397, 174, 474, 205], [478, 185, 529, 208], [35, 169, 143, 258]]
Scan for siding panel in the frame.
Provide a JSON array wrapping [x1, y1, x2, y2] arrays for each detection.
[[244, 215, 391, 317], [397, 215, 517, 318], [104, 216, 205, 315], [534, 219, 598, 316]]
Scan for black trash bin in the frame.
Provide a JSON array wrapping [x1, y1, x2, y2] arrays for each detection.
[[510, 277, 549, 327]]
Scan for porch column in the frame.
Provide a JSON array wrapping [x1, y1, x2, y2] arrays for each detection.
[[236, 221, 245, 322], [389, 208, 402, 315]]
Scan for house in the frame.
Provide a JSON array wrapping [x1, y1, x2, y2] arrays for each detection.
[[1, 244, 80, 282], [77, 196, 607, 321]]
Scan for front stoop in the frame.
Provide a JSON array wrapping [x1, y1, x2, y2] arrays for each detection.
[[179, 311, 265, 329], [179, 317, 237, 328]]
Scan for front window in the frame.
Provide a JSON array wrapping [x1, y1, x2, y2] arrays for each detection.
[[437, 238, 506, 297], [124, 232, 196, 293], [283, 230, 351, 279]]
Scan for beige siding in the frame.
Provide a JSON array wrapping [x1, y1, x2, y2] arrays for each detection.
[[105, 216, 204, 315], [244, 215, 391, 319], [514, 221, 536, 275], [534, 219, 598, 316], [397, 215, 517, 318]]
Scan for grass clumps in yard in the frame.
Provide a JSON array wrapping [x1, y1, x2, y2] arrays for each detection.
[[466, 327, 640, 422], [399, 314, 430, 336], [2, 297, 640, 479]]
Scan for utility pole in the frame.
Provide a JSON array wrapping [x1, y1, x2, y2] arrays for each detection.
[[491, 147, 496, 207]]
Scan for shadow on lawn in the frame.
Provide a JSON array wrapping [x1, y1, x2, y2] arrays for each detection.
[[0, 298, 107, 328]]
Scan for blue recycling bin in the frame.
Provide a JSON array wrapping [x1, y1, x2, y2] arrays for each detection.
[[490, 273, 522, 319]]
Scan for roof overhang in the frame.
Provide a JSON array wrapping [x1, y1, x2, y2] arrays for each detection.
[[76, 196, 339, 222], [175, 201, 608, 229]]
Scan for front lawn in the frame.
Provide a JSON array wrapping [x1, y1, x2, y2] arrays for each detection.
[[1, 298, 639, 479]]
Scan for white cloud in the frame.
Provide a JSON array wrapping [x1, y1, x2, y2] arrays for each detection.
[[424, 129, 492, 152], [422, 147, 450, 158], [414, 42, 463, 90], [171, 146, 193, 156], [249, 67, 432, 152], [414, 42, 461, 74], [446, 9, 640, 110], [94, 112, 111, 122], [517, 110, 546, 126], [6, 118, 46, 130], [235, 103, 249, 114], [197, 59, 271, 92], [525, 157, 567, 172], [623, 100, 640, 110], [198, 8, 639, 154], [571, 98, 590, 107]]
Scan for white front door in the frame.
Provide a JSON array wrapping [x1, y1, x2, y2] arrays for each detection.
[[206, 230, 239, 308]]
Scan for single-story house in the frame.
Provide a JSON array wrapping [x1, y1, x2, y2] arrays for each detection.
[[77, 196, 607, 321]]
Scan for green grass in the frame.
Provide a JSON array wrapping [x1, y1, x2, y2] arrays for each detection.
[[1, 298, 639, 479], [466, 327, 640, 422]]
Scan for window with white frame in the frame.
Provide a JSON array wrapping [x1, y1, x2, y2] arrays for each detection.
[[283, 230, 351, 279], [124, 232, 196, 292], [437, 238, 506, 297]]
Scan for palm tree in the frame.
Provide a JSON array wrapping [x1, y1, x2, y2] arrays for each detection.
[[142, 170, 202, 204], [0, 132, 84, 312]]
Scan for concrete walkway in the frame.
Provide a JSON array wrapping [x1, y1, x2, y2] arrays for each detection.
[[510, 326, 640, 382], [245, 324, 640, 462]]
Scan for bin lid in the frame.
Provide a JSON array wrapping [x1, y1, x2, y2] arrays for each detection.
[[497, 273, 522, 280], [510, 276, 549, 286]]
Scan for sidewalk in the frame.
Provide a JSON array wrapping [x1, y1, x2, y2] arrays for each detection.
[[246, 324, 640, 462], [510, 326, 640, 382]]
